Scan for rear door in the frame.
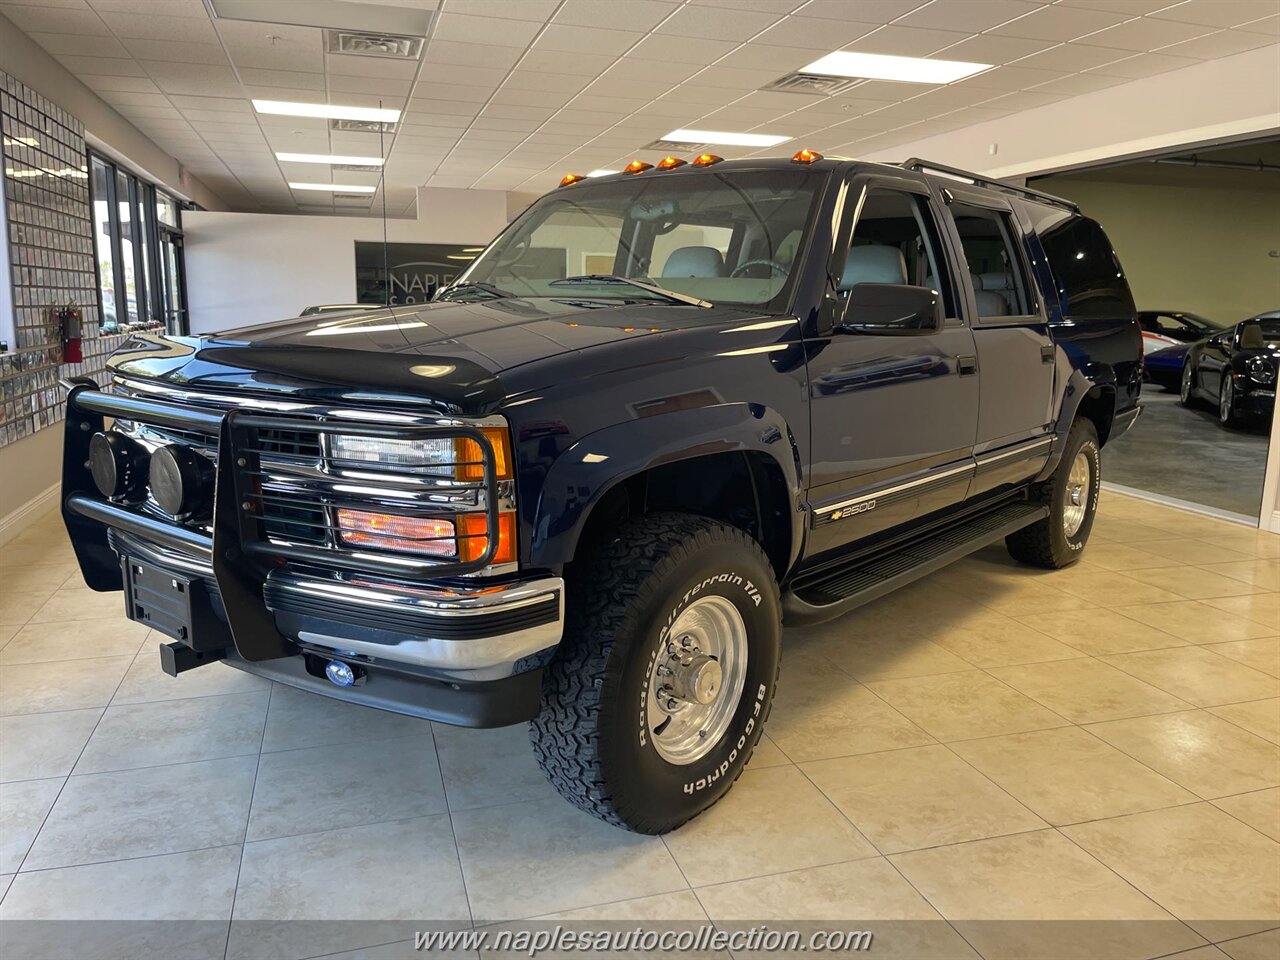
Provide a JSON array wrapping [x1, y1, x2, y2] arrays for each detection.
[[803, 170, 979, 557], [938, 186, 1056, 498]]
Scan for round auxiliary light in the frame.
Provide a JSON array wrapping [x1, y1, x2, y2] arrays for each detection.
[[623, 159, 653, 175], [325, 660, 356, 687], [149, 443, 215, 518], [656, 156, 687, 170], [692, 153, 723, 167], [558, 172, 586, 187], [88, 431, 149, 502]]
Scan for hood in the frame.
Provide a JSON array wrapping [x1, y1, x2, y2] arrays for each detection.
[[107, 297, 762, 415]]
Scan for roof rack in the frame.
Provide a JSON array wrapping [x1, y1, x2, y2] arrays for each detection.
[[901, 158, 1079, 212]]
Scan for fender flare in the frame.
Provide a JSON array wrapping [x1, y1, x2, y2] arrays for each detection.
[[529, 403, 804, 570], [1038, 361, 1118, 481]]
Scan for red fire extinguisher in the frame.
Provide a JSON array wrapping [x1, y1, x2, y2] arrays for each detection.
[[58, 304, 84, 363]]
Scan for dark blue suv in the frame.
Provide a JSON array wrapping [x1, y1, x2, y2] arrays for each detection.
[[63, 153, 1142, 832]]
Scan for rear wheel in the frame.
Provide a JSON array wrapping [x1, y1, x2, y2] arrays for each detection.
[[531, 513, 781, 834], [1006, 418, 1101, 569], [1180, 361, 1197, 406]]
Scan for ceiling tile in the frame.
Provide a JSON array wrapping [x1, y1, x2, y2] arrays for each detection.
[[753, 15, 876, 49], [55, 54, 146, 75], [505, 71, 592, 94], [427, 39, 524, 69], [98, 10, 217, 40], [1027, 70, 1130, 94], [1150, 0, 1278, 29], [535, 24, 643, 56], [517, 48, 619, 75], [433, 12, 542, 47], [95, 89, 169, 107], [844, 25, 972, 57], [488, 87, 573, 109], [1240, 14, 1279, 35], [896, 0, 1039, 33], [713, 43, 824, 72], [1080, 16, 1214, 51], [120, 38, 231, 65], [1054, 0, 1182, 11], [689, 64, 782, 89], [417, 63, 507, 86], [79, 74, 161, 92], [628, 33, 739, 62], [0, 3, 108, 35], [554, 0, 678, 32], [236, 67, 325, 91], [950, 63, 1066, 90], [26, 31, 129, 56], [989, 4, 1129, 41], [405, 97, 483, 116], [938, 33, 1060, 62], [326, 53, 417, 79], [215, 22, 323, 72], [1010, 42, 1133, 71], [90, 1, 210, 17], [329, 76, 413, 97], [656, 4, 779, 41], [978, 88, 1070, 110], [1085, 50, 1203, 76], [475, 103, 556, 121], [412, 81, 495, 102], [141, 61, 242, 96], [795, 0, 928, 21], [1155, 28, 1279, 58]]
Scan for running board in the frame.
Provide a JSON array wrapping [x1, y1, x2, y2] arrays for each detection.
[[783, 500, 1049, 626]]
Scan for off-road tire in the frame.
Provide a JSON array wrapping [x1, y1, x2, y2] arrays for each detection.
[[1005, 418, 1101, 569], [530, 513, 781, 834]]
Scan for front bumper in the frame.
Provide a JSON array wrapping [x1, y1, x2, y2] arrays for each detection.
[[1236, 385, 1276, 418], [62, 382, 562, 727]]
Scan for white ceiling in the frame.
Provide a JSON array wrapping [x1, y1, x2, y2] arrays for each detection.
[[3, 0, 1276, 215]]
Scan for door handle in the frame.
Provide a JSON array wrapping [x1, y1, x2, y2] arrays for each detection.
[[957, 355, 978, 376], [1041, 344, 1055, 363]]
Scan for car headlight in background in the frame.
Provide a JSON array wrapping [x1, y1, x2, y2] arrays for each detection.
[[329, 428, 512, 480], [1246, 356, 1276, 384]]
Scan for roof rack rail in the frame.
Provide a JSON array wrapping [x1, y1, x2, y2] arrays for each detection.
[[901, 158, 1079, 212]]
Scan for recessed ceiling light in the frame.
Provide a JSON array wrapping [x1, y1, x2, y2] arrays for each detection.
[[664, 129, 791, 148], [254, 100, 401, 123], [800, 51, 991, 85], [276, 152, 386, 166], [288, 182, 377, 193], [588, 169, 619, 177]]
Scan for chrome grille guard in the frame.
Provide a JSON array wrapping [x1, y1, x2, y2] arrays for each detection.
[[62, 380, 502, 663]]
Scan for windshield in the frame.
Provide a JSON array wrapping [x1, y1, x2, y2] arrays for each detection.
[[446, 169, 824, 309]]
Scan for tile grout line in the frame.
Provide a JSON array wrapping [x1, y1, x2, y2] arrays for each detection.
[[222, 679, 273, 960], [425, 719, 479, 935]]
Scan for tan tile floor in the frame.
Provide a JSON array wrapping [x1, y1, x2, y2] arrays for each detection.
[[0, 492, 1277, 959]]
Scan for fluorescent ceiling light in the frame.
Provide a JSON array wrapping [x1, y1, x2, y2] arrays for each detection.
[[289, 182, 376, 193], [276, 152, 386, 166], [253, 100, 401, 123], [801, 51, 991, 84], [588, 169, 619, 177], [664, 129, 791, 148]]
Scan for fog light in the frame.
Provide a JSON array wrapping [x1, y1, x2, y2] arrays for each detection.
[[88, 431, 148, 502], [149, 444, 215, 518], [325, 660, 357, 687]]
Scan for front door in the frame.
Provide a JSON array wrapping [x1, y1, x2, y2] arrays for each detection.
[[804, 173, 979, 559], [940, 189, 1056, 498]]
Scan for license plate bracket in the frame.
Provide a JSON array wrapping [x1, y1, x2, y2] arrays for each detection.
[[122, 558, 230, 651]]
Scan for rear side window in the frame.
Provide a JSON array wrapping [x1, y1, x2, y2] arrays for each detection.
[[948, 204, 1034, 319], [1038, 215, 1135, 318]]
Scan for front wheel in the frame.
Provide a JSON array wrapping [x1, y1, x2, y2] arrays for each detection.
[[1219, 377, 1240, 426], [1006, 418, 1101, 569], [531, 513, 781, 834], [1180, 361, 1197, 406]]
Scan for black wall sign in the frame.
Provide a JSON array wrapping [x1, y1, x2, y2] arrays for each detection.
[[354, 241, 481, 305]]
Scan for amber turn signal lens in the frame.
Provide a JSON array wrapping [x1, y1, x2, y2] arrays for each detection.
[[458, 511, 517, 565], [656, 156, 687, 170], [558, 172, 586, 187], [454, 426, 512, 482], [791, 148, 823, 164], [623, 160, 653, 174], [337, 509, 457, 557], [692, 153, 723, 167]]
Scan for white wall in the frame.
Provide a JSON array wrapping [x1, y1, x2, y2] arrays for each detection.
[[867, 45, 1280, 179], [184, 188, 512, 333]]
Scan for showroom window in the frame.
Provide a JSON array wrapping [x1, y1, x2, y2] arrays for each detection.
[[88, 152, 187, 335], [948, 204, 1035, 319]]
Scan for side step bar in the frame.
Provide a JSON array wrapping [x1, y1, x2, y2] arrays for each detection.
[[783, 501, 1049, 626]]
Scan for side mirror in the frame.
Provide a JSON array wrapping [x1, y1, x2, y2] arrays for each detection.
[[837, 283, 943, 336]]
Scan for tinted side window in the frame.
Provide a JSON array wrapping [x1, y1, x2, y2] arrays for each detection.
[[842, 189, 957, 319], [949, 204, 1034, 319], [1037, 214, 1135, 318]]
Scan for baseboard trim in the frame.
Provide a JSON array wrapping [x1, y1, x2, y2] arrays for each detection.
[[1269, 510, 1280, 535], [1101, 481, 1258, 528], [0, 484, 60, 548]]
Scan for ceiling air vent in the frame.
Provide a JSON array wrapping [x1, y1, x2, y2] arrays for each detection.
[[763, 72, 867, 96], [331, 118, 396, 134], [326, 30, 423, 59], [643, 139, 705, 153]]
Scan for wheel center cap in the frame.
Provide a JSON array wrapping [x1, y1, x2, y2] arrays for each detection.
[[669, 654, 722, 705], [1069, 486, 1083, 506]]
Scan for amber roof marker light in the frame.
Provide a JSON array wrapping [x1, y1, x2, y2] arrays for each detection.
[[692, 153, 723, 167], [558, 172, 586, 187], [792, 148, 823, 164], [656, 156, 687, 170], [623, 160, 654, 175]]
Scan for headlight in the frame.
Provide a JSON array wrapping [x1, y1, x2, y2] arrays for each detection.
[[1247, 356, 1276, 384], [329, 428, 512, 480]]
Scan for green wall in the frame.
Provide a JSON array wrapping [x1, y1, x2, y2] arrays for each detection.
[[1033, 176, 1280, 325]]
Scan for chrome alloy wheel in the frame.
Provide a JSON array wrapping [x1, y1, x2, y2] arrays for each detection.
[[646, 595, 749, 765], [1063, 450, 1092, 539], [1220, 377, 1234, 423], [1181, 362, 1194, 403]]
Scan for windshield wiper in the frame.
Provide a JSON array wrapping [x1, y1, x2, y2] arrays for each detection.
[[548, 275, 712, 308], [435, 281, 512, 302]]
